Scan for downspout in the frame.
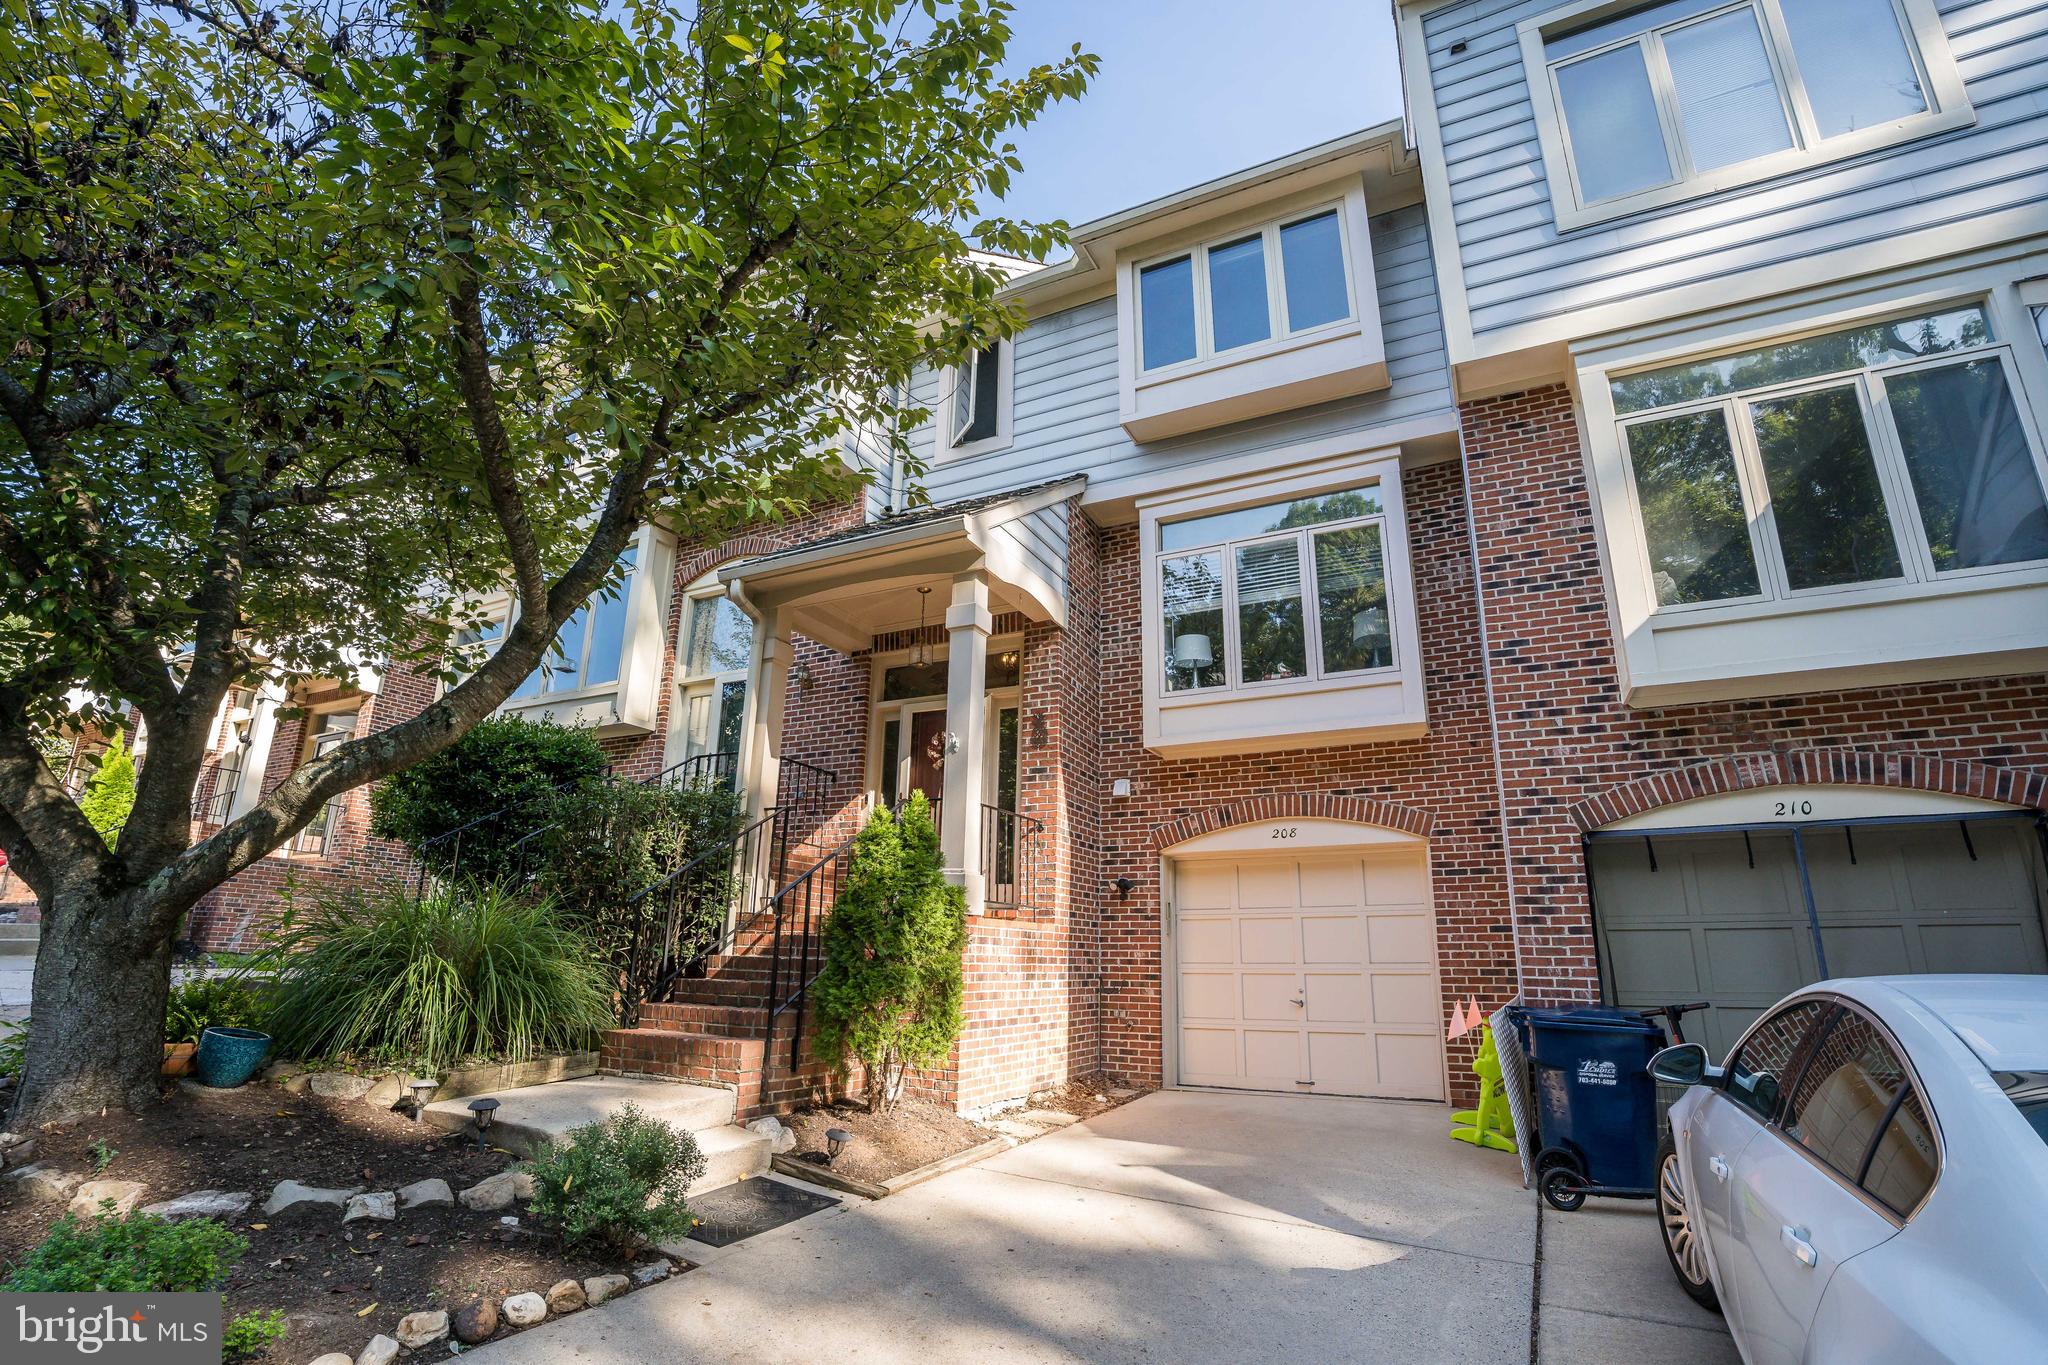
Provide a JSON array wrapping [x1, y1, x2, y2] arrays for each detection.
[[1457, 424, 1528, 1002]]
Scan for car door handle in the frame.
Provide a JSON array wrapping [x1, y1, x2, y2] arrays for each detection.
[[1781, 1225, 1819, 1268], [1708, 1155, 1730, 1183]]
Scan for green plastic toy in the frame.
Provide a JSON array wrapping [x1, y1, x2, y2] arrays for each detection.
[[1450, 1024, 1518, 1153]]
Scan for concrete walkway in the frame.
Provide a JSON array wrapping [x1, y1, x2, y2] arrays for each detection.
[[478, 1089, 1738, 1365]]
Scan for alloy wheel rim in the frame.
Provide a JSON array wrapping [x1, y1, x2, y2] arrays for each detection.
[[1659, 1154, 1708, 1285]]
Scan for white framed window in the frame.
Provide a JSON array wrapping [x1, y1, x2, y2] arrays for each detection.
[[676, 584, 755, 770], [1136, 206, 1357, 376], [1612, 301, 2048, 612], [1136, 444, 1426, 757], [455, 546, 641, 701], [292, 705, 359, 857], [1521, 0, 1971, 230], [937, 342, 1013, 459]]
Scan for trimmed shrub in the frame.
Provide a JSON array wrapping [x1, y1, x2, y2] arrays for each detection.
[[264, 883, 614, 1072], [222, 1309, 288, 1361], [810, 792, 966, 1111], [368, 717, 609, 882], [3, 1212, 247, 1292], [0, 1015, 25, 1079], [79, 731, 136, 848], [528, 1104, 705, 1254], [164, 977, 274, 1046]]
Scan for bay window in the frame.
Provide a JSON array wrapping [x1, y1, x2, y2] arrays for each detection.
[[1615, 303, 2048, 612], [1157, 484, 1393, 693], [1137, 207, 1356, 374], [1522, 0, 1970, 227]]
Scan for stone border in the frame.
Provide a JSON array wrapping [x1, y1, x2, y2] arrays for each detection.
[[768, 1133, 1015, 1201], [274, 1051, 599, 1106]]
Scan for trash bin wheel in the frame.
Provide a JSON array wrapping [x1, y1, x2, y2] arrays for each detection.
[[1535, 1147, 1586, 1212]]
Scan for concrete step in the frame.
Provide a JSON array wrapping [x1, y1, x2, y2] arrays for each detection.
[[0, 925, 37, 956], [421, 1074, 736, 1156], [692, 1123, 773, 1194]]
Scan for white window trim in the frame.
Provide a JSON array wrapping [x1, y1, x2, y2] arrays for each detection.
[[1113, 178, 1389, 442], [1577, 273, 2048, 704], [1520, 0, 1973, 233], [1136, 443, 1427, 756], [669, 578, 756, 768], [934, 342, 1015, 462]]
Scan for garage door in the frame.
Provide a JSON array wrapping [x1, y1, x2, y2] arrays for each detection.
[[1593, 819, 2048, 1057], [1172, 849, 1443, 1100]]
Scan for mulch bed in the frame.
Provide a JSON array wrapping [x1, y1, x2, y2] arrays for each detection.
[[0, 1081, 660, 1363], [783, 1071, 1153, 1185]]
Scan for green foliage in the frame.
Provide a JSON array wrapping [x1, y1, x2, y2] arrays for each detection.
[[810, 793, 966, 1110], [163, 977, 275, 1046], [535, 775, 746, 973], [78, 733, 135, 847], [2, 1213, 248, 1292], [222, 1309, 288, 1362], [527, 1103, 705, 1254], [264, 883, 613, 1072], [0, 1016, 24, 1079], [87, 1139, 116, 1174], [369, 718, 610, 883]]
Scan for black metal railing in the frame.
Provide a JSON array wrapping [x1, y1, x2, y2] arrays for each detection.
[[410, 767, 616, 895], [981, 803, 1041, 911], [656, 750, 738, 792], [190, 765, 239, 827], [763, 829, 858, 1083]]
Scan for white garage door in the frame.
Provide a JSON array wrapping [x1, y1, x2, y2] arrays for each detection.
[[1172, 848, 1443, 1100]]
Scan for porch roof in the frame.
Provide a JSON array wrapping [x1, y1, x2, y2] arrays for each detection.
[[720, 477, 1085, 653]]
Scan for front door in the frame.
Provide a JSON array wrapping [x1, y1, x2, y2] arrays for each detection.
[[907, 710, 946, 804]]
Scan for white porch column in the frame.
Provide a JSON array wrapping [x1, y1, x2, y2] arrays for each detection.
[[939, 571, 990, 913], [740, 602, 793, 828]]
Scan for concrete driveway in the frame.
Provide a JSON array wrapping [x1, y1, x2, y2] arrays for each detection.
[[481, 1089, 1735, 1365]]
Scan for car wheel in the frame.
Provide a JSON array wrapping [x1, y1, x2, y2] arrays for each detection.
[[1656, 1138, 1720, 1311]]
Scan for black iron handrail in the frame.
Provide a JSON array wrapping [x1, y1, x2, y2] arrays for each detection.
[[981, 802, 1041, 912], [762, 829, 859, 1090]]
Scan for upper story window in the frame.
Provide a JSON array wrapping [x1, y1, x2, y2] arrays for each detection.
[[938, 342, 1012, 459], [1157, 484, 1393, 693], [1613, 302, 2048, 611], [676, 585, 754, 767], [1522, 0, 1970, 229], [1138, 209, 1354, 373], [464, 547, 638, 700]]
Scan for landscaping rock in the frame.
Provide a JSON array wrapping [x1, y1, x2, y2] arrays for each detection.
[[394, 1310, 449, 1349], [68, 1179, 147, 1218], [342, 1191, 396, 1223], [364, 1074, 407, 1107], [306, 1072, 377, 1101], [354, 1335, 399, 1365], [140, 1190, 253, 1221], [630, 1259, 670, 1287], [457, 1171, 518, 1212], [308, 1354, 355, 1365], [0, 1137, 34, 1168], [544, 1279, 586, 1314], [746, 1116, 796, 1155], [451, 1299, 498, 1344], [395, 1177, 452, 1210], [264, 1179, 364, 1217], [582, 1274, 630, 1306], [2, 1164, 79, 1201], [501, 1292, 547, 1328], [508, 1167, 536, 1200]]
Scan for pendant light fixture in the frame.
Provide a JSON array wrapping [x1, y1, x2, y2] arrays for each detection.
[[910, 586, 933, 667]]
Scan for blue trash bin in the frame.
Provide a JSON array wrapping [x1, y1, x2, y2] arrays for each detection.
[[1513, 1006, 1666, 1211]]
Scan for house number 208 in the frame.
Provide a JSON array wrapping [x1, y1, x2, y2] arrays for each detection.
[[1270, 826, 1299, 840]]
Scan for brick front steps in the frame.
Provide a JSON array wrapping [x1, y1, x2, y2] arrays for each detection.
[[600, 1000, 844, 1120]]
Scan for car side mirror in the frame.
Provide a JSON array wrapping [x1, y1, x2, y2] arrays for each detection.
[[1649, 1042, 1713, 1086]]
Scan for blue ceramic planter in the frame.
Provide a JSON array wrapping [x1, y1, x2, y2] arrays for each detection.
[[194, 1025, 272, 1088]]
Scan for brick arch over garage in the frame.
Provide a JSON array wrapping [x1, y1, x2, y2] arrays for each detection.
[[1146, 792, 1435, 850], [1570, 748, 2048, 832]]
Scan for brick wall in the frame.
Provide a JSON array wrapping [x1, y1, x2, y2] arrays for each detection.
[[1095, 461, 1516, 1101], [1458, 384, 2048, 1004]]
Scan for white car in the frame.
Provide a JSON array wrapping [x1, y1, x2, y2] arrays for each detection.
[[1649, 975, 2048, 1364]]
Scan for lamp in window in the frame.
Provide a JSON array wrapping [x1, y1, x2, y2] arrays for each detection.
[[1171, 633, 1212, 686], [909, 586, 933, 667], [1351, 606, 1390, 662]]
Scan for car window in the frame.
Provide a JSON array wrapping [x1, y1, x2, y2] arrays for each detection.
[[1994, 1072, 2048, 1147], [1783, 1007, 1908, 1179], [1861, 1086, 1937, 1216], [1725, 1000, 1828, 1121]]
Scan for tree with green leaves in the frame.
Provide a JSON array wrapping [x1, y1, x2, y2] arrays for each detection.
[[0, 0, 1093, 1125], [77, 730, 134, 847], [811, 793, 965, 1111]]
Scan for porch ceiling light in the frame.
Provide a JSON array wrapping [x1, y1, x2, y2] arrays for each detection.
[[910, 587, 934, 666]]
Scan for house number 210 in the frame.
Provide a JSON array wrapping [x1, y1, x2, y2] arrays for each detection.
[[1773, 800, 1815, 817]]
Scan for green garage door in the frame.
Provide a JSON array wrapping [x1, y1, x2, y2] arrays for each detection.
[[1590, 819, 2048, 1058]]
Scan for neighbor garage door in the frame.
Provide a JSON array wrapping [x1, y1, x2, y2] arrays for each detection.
[[1592, 819, 2048, 1057], [1172, 848, 1443, 1100]]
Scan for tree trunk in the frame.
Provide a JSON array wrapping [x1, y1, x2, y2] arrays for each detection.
[[8, 887, 172, 1127]]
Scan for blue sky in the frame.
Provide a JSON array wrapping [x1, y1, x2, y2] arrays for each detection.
[[988, 1, 1405, 238]]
